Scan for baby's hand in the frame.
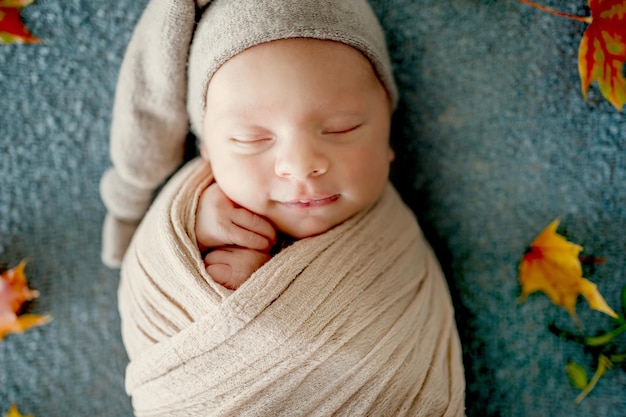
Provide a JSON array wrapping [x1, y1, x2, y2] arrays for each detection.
[[196, 182, 276, 251], [204, 246, 271, 290]]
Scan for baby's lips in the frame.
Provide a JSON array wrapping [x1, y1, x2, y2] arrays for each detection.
[[279, 194, 340, 210]]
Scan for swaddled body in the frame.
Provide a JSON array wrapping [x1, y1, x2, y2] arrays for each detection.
[[100, 0, 466, 415], [119, 158, 464, 416]]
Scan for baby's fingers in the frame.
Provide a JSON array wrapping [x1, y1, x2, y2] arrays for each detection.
[[206, 263, 238, 289], [205, 247, 271, 290], [230, 209, 276, 250]]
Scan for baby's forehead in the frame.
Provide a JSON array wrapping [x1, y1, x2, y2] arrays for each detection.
[[203, 39, 388, 120]]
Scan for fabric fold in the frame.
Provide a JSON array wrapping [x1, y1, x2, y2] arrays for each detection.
[[118, 157, 465, 416]]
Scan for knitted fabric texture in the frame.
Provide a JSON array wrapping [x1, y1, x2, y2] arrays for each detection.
[[100, 0, 397, 267], [118, 158, 465, 416]]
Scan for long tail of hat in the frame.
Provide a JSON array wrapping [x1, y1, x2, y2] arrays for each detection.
[[100, 0, 209, 267]]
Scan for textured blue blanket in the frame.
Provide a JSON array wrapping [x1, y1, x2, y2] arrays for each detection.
[[1, 0, 624, 415]]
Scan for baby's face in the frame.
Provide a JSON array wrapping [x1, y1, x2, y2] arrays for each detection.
[[201, 38, 393, 239]]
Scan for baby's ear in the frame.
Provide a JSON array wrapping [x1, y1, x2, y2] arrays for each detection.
[[388, 146, 395, 163]]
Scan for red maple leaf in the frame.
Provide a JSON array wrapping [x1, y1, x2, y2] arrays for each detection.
[[518, 0, 626, 110], [0, 0, 39, 44], [579, 0, 626, 110]]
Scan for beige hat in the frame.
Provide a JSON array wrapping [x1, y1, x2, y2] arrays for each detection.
[[100, 0, 398, 267]]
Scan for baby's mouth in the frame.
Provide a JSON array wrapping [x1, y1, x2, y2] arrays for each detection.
[[279, 194, 340, 209]]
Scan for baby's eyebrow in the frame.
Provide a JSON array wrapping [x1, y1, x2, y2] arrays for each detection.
[[212, 107, 266, 124], [326, 111, 364, 119], [227, 123, 273, 134]]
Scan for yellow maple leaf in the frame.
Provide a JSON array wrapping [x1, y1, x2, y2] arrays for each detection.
[[0, 261, 51, 340], [518, 219, 618, 319], [5, 404, 33, 417]]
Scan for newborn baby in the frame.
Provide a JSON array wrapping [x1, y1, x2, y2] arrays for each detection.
[[100, 1, 465, 415]]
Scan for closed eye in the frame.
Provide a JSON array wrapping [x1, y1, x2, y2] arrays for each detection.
[[229, 137, 272, 144], [323, 124, 362, 135]]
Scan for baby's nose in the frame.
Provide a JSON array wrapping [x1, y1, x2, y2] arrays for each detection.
[[274, 140, 329, 180]]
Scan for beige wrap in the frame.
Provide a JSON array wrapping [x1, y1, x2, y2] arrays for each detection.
[[118, 158, 465, 416]]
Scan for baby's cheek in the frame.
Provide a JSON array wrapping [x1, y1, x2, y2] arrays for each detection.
[[212, 166, 263, 207]]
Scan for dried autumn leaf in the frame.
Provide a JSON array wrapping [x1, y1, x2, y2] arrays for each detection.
[[0, 261, 50, 340], [4, 404, 33, 417], [518, 219, 618, 319], [518, 0, 626, 110], [0, 0, 39, 44]]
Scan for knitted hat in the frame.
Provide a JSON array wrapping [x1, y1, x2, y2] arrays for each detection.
[[100, 0, 398, 267]]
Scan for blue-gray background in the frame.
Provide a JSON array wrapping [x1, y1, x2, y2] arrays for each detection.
[[1, 0, 624, 415]]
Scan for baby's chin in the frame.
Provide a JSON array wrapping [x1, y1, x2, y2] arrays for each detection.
[[276, 224, 329, 240], [269, 200, 380, 239], [272, 215, 352, 240]]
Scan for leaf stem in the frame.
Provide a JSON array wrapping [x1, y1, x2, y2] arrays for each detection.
[[585, 323, 626, 347], [574, 355, 612, 404], [516, 0, 592, 23], [610, 352, 626, 364]]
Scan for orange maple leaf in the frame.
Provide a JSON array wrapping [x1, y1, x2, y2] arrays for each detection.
[[4, 404, 33, 417], [518, 219, 618, 319], [0, 0, 39, 44], [518, 0, 626, 110], [0, 261, 51, 340]]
